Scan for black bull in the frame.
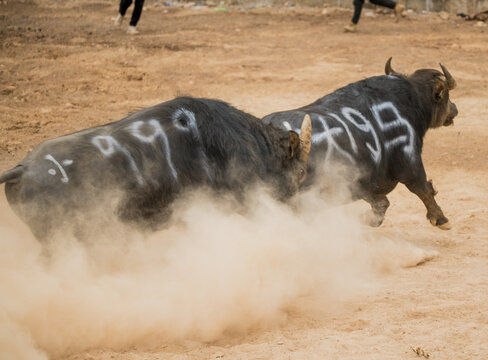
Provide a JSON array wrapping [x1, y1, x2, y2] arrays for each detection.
[[263, 59, 458, 229], [0, 97, 312, 240]]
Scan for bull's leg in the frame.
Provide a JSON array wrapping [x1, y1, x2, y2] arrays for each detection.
[[404, 177, 450, 230], [364, 195, 390, 227]]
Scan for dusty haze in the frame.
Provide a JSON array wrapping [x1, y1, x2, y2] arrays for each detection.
[[0, 186, 434, 359]]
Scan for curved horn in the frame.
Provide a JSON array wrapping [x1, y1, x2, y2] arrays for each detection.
[[385, 57, 403, 77], [439, 63, 457, 90], [0, 166, 23, 184], [299, 114, 312, 163]]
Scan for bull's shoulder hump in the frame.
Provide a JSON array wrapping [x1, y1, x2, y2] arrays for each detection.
[[262, 110, 309, 126]]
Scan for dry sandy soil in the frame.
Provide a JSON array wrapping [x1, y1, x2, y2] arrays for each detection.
[[1, 0, 488, 359]]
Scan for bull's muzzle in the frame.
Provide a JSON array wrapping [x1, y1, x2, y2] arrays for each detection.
[[444, 102, 458, 126]]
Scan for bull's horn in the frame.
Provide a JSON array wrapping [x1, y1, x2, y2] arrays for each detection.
[[385, 57, 403, 77], [439, 63, 457, 90], [299, 114, 312, 163], [0, 165, 23, 184]]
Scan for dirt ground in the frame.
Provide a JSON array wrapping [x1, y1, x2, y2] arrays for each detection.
[[1, 0, 488, 359]]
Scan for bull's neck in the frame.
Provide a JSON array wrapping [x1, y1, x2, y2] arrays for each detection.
[[409, 80, 439, 138]]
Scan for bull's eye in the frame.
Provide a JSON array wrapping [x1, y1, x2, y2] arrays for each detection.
[[177, 116, 188, 128], [299, 168, 305, 180]]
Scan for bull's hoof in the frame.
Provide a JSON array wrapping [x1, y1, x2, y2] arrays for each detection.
[[429, 216, 451, 230], [369, 218, 384, 227], [364, 211, 384, 227], [437, 221, 452, 230]]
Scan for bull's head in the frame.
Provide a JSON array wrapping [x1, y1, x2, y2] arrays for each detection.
[[385, 57, 458, 128], [278, 114, 312, 197], [431, 63, 458, 127]]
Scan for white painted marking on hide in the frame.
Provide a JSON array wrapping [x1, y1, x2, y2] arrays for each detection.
[[311, 117, 343, 145], [172, 108, 213, 184], [130, 120, 162, 143], [314, 115, 355, 164], [371, 102, 415, 159], [341, 107, 382, 164], [62, 159, 73, 166], [129, 120, 178, 181], [327, 113, 358, 154], [384, 135, 407, 150], [91, 135, 145, 186], [279, 102, 415, 167], [45, 154, 70, 183], [172, 108, 198, 133], [280, 115, 354, 165]]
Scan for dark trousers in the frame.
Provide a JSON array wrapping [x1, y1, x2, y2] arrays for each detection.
[[352, 0, 396, 24], [119, 0, 145, 26]]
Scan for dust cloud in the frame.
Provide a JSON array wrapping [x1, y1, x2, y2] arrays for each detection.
[[0, 187, 435, 359]]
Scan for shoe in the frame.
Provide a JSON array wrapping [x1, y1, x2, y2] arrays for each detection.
[[394, 4, 405, 22], [114, 13, 123, 26], [344, 23, 357, 32], [127, 26, 139, 35]]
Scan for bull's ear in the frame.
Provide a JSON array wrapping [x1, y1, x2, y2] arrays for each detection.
[[287, 131, 300, 160], [434, 78, 447, 102]]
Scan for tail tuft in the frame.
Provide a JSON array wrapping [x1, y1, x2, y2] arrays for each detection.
[[0, 166, 24, 184]]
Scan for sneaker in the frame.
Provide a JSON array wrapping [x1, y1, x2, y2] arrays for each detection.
[[114, 13, 123, 26], [127, 26, 139, 35], [394, 4, 405, 22], [344, 23, 357, 32]]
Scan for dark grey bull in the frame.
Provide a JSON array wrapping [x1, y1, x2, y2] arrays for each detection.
[[0, 97, 312, 240], [263, 58, 458, 229]]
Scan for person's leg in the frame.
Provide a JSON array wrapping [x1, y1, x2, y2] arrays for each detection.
[[119, 0, 133, 16], [115, 0, 132, 26], [345, 0, 364, 32], [129, 0, 145, 26], [352, 0, 366, 24]]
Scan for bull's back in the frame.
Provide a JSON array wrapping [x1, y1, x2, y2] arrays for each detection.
[[262, 77, 421, 196]]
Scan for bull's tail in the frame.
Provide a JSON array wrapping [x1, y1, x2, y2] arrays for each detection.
[[0, 166, 24, 184]]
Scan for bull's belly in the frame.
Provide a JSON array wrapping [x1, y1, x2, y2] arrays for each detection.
[[357, 177, 398, 198]]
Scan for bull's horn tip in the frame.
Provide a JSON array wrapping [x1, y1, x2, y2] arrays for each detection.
[[299, 114, 312, 162], [301, 114, 312, 130], [385, 57, 394, 75]]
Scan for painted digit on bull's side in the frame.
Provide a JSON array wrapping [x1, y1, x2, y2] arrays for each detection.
[[45, 154, 72, 183], [172, 109, 213, 183], [92, 135, 145, 186], [129, 120, 178, 181], [371, 102, 415, 160], [341, 107, 382, 164], [172, 108, 198, 134]]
